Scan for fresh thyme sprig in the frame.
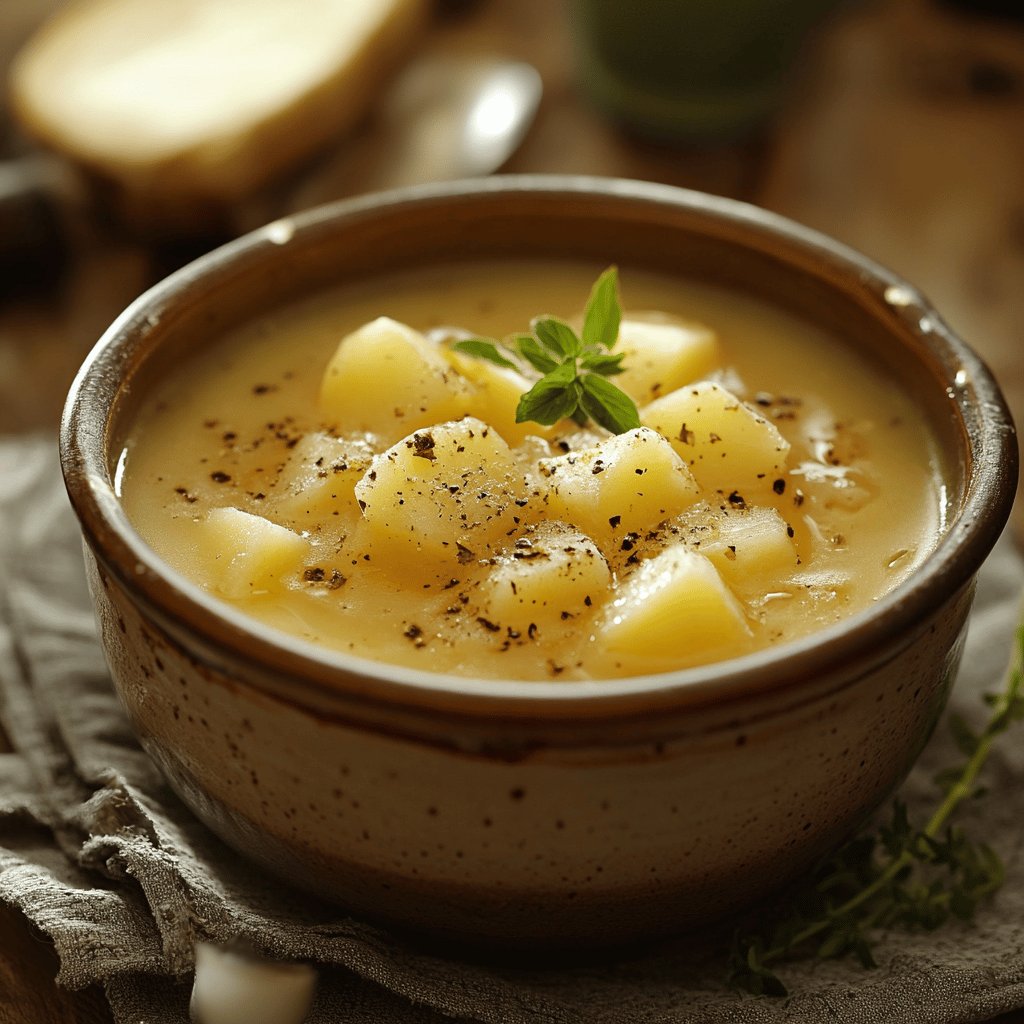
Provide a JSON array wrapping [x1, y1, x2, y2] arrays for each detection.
[[729, 623, 1024, 996], [452, 266, 642, 434]]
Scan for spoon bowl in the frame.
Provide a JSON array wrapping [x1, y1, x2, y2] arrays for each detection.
[[284, 55, 543, 209]]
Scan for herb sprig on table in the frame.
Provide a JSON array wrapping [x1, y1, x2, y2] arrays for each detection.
[[729, 624, 1024, 996], [452, 266, 642, 434]]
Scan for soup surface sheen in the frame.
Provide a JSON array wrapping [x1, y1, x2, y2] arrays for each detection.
[[120, 260, 945, 680]]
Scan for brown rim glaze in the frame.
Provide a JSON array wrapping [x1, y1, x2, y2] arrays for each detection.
[[60, 176, 1018, 730]]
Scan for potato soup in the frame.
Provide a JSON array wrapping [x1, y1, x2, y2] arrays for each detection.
[[118, 260, 946, 680]]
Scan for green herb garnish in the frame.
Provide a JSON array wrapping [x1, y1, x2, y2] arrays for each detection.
[[729, 623, 1024, 996], [452, 266, 641, 434]]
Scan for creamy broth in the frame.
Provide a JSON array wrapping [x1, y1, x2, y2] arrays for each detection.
[[120, 260, 945, 680]]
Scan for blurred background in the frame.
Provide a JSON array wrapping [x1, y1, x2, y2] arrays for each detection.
[[1, 0, 1022, 464], [0, 1, 1022, 1018]]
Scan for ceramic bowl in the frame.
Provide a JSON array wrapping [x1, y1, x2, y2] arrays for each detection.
[[60, 177, 1018, 949]]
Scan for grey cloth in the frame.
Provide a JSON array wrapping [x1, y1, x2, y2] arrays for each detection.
[[1, 433, 1023, 1024]]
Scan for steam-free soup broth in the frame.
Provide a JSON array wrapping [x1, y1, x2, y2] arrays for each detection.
[[119, 260, 945, 679]]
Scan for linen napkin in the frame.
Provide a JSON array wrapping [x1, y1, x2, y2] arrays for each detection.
[[2, 433, 1023, 1024]]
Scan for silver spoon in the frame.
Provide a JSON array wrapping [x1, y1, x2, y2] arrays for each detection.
[[282, 53, 543, 212]]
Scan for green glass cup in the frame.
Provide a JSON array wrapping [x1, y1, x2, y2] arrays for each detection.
[[571, 0, 847, 143]]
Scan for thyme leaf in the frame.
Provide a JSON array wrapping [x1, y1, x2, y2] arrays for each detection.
[[579, 372, 641, 434], [582, 265, 622, 351], [450, 266, 641, 434], [451, 338, 518, 370], [516, 360, 581, 425], [531, 316, 580, 360], [728, 622, 1024, 996], [513, 333, 558, 375]]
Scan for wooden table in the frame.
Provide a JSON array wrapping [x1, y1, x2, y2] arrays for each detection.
[[1, 0, 1022, 1020]]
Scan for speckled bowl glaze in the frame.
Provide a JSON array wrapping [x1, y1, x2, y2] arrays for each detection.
[[60, 177, 1018, 949]]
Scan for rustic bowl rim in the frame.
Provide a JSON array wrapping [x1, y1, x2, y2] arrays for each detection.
[[60, 174, 1019, 722]]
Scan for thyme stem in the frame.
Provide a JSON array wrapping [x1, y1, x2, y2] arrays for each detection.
[[735, 622, 1024, 988]]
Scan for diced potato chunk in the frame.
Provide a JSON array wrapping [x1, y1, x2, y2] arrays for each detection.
[[270, 432, 375, 528], [354, 417, 526, 563], [538, 427, 700, 546], [600, 548, 751, 668], [446, 347, 551, 444], [319, 318, 471, 440], [613, 317, 719, 403], [479, 522, 610, 634], [195, 507, 309, 599], [697, 506, 799, 589], [641, 381, 790, 495]]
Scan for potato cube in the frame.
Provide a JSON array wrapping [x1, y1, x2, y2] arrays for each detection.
[[538, 427, 700, 546], [269, 432, 374, 529], [600, 547, 751, 668], [613, 317, 719, 403], [354, 417, 527, 564], [195, 507, 309, 598], [641, 381, 790, 495], [446, 346, 553, 444], [319, 318, 471, 440], [479, 522, 610, 634], [698, 505, 799, 590]]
